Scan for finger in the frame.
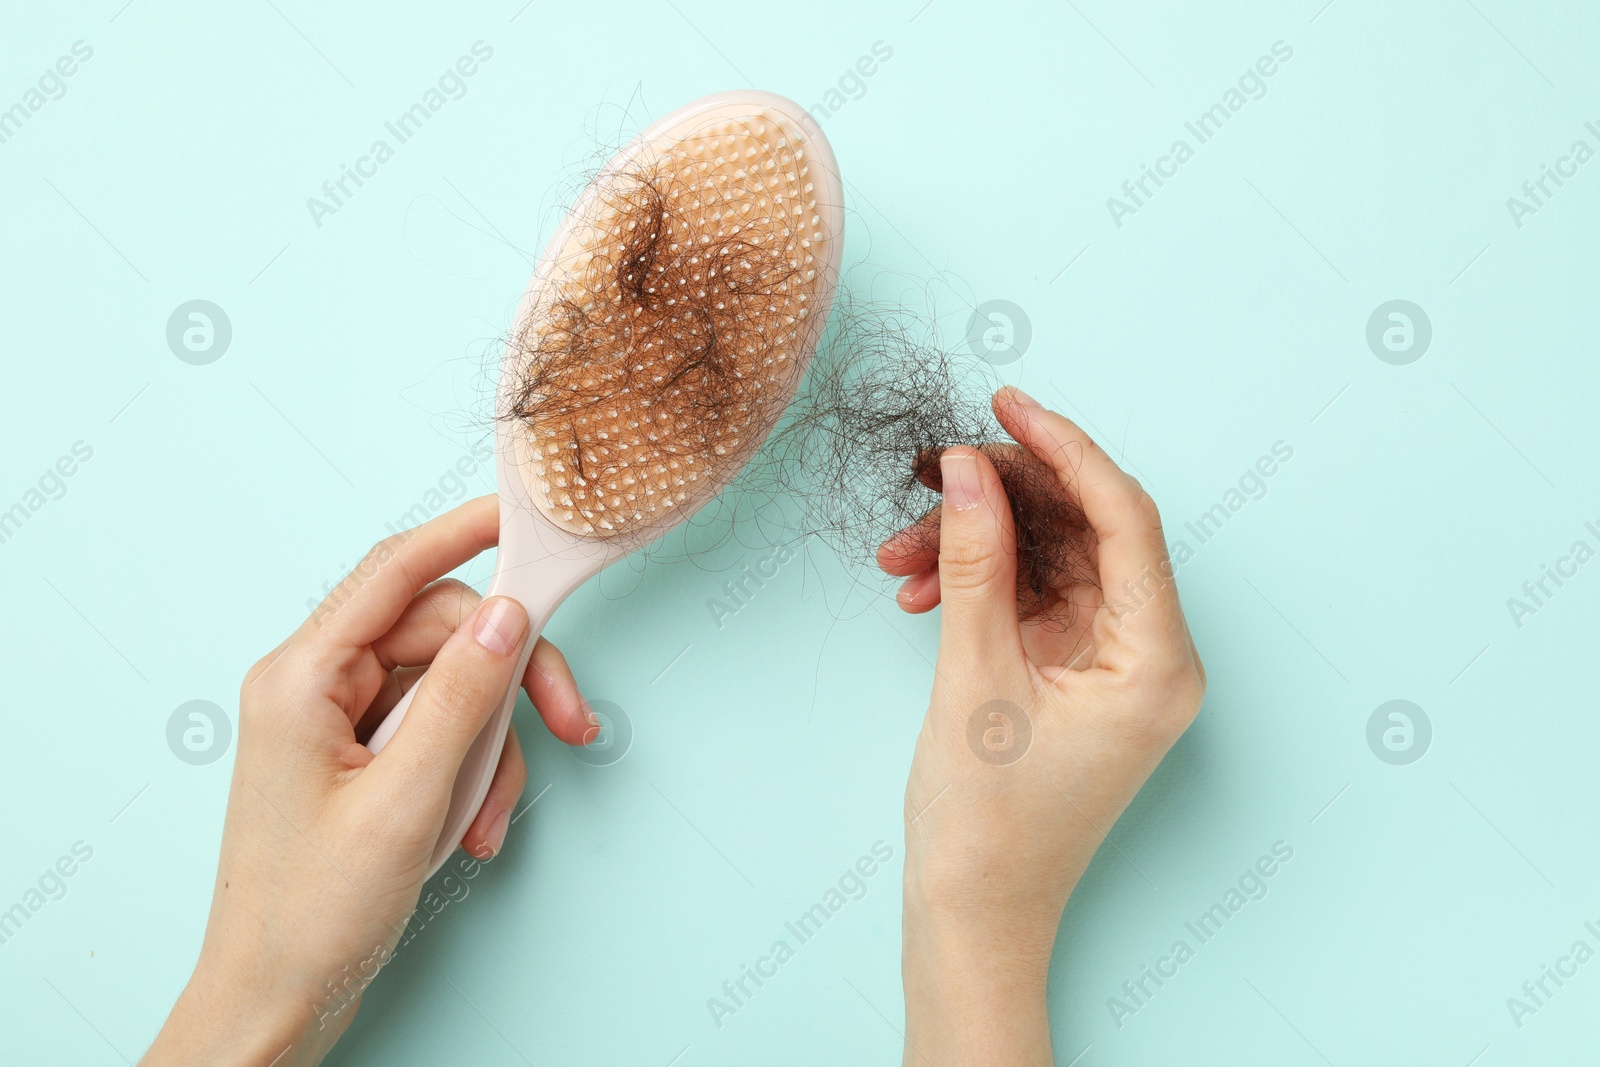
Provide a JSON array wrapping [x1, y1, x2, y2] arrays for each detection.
[[995, 388, 1180, 635], [372, 595, 529, 804], [896, 568, 941, 613], [370, 579, 482, 669], [877, 508, 940, 576], [303, 496, 500, 651], [912, 443, 1023, 493], [356, 666, 425, 741], [362, 638, 590, 747], [885, 443, 1028, 576], [333, 578, 482, 729], [524, 638, 595, 747], [933, 446, 1024, 674], [460, 725, 527, 860]]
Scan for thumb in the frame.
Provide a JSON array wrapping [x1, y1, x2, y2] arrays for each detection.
[[376, 596, 528, 804], [934, 446, 1023, 672]]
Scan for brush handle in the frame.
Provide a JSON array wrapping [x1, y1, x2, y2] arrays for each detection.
[[363, 590, 544, 879], [365, 508, 606, 879]]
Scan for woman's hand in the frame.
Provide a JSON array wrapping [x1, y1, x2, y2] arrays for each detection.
[[882, 388, 1206, 1066], [142, 496, 595, 1066]]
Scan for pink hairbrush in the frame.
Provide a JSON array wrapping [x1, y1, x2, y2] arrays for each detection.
[[367, 91, 846, 875]]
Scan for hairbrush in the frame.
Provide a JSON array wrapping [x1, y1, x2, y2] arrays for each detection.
[[366, 90, 846, 875]]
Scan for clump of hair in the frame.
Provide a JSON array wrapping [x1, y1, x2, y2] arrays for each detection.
[[755, 296, 1097, 626], [502, 112, 828, 539]]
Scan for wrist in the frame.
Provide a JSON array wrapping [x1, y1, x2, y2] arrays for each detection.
[[901, 889, 1053, 1066], [902, 888, 1052, 995], [142, 956, 329, 1067], [901, 848, 1070, 969]]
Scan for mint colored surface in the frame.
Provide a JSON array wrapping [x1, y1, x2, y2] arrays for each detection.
[[3, 1, 1598, 1063]]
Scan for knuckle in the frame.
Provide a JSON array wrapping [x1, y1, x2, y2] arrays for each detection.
[[1124, 658, 1206, 726], [431, 577, 473, 599], [360, 534, 401, 574], [240, 641, 321, 715], [375, 530, 409, 558], [352, 532, 418, 588], [1127, 485, 1163, 530], [938, 537, 1003, 595], [938, 554, 997, 594], [1162, 669, 1205, 718], [1180, 663, 1207, 715], [422, 663, 496, 727], [505, 750, 529, 795], [430, 577, 478, 615], [244, 643, 288, 688]]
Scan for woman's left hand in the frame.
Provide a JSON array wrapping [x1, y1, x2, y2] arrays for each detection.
[[142, 496, 594, 1066]]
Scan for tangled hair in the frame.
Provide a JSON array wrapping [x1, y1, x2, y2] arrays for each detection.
[[502, 112, 826, 539], [761, 295, 1096, 625]]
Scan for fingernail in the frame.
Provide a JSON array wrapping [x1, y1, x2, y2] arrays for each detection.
[[578, 700, 603, 746], [473, 597, 526, 656], [483, 808, 510, 858], [1010, 386, 1042, 409], [940, 451, 983, 511]]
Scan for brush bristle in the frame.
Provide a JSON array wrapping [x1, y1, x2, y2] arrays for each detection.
[[508, 108, 835, 538]]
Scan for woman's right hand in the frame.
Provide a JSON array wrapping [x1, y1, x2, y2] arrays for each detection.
[[883, 387, 1206, 1065]]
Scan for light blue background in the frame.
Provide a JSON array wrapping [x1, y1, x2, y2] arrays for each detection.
[[3, 0, 1599, 1063]]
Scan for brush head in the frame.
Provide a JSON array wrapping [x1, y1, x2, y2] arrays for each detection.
[[504, 93, 844, 542]]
